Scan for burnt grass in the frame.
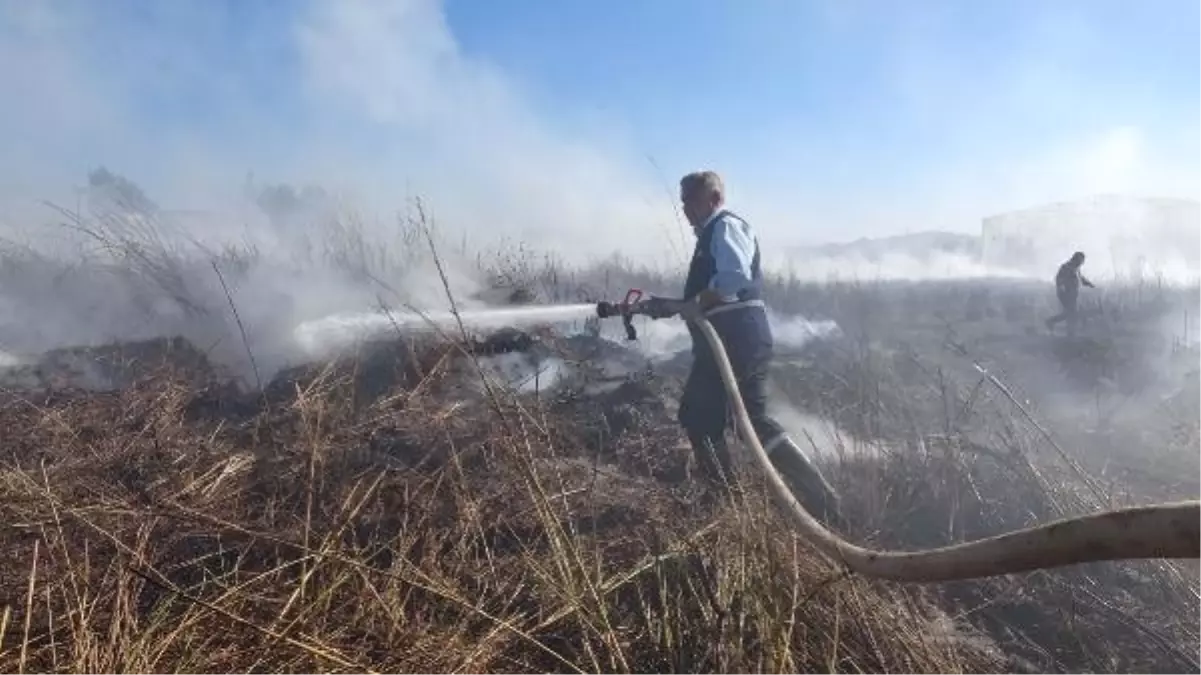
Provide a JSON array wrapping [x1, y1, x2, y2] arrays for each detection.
[[0, 279, 1197, 673]]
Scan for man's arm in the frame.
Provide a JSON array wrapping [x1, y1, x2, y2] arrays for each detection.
[[1080, 273, 1095, 288], [698, 214, 757, 308]]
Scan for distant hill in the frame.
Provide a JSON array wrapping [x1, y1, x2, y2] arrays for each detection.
[[790, 231, 980, 262]]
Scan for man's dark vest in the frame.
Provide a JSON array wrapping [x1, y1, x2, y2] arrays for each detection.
[[683, 209, 763, 302]]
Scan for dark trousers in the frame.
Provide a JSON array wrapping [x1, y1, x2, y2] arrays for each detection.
[[677, 307, 845, 526], [677, 308, 783, 485], [1047, 290, 1079, 335]]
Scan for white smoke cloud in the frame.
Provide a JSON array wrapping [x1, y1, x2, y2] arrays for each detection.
[[772, 251, 1033, 283], [772, 313, 843, 348], [290, 0, 680, 264], [0, 0, 1195, 374], [0, 0, 680, 265], [0, 349, 20, 368], [0, 0, 681, 375], [3, 1, 1195, 263], [762, 403, 885, 462], [472, 353, 570, 395]]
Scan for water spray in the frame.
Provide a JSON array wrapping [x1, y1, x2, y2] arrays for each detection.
[[293, 302, 598, 355]]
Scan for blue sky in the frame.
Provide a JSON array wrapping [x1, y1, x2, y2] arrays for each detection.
[[0, 0, 1197, 263]]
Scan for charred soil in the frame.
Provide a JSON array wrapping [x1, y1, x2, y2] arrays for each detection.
[[0, 306, 1196, 673]]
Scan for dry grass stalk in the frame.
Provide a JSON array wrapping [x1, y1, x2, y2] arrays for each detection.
[[0, 204, 1195, 672]]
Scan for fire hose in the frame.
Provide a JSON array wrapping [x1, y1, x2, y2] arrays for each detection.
[[597, 290, 1200, 583]]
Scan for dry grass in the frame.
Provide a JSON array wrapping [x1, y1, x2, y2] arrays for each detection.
[[0, 193, 1197, 672], [0, 341, 1005, 673], [0, 306, 1195, 672]]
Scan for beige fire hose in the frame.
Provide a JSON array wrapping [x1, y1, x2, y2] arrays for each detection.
[[689, 314, 1200, 582]]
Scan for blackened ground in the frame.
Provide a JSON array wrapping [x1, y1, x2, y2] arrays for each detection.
[[0, 308, 1196, 673]]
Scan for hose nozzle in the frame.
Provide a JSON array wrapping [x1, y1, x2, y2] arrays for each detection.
[[596, 300, 621, 319]]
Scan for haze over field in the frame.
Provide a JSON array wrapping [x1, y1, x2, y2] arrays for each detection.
[[0, 4, 1197, 673], [0, 0, 1197, 374], [1, 0, 1197, 271]]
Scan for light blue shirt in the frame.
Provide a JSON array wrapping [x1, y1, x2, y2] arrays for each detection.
[[705, 209, 758, 302]]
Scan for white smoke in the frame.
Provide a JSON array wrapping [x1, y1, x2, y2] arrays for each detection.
[[772, 313, 843, 349], [472, 353, 570, 394], [775, 251, 1034, 282], [765, 402, 886, 462], [0, 0, 680, 377]]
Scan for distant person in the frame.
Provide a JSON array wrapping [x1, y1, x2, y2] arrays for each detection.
[[1045, 251, 1096, 335], [665, 170, 842, 526]]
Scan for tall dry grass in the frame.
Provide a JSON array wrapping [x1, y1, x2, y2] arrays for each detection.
[[0, 195, 1196, 672], [0, 338, 1006, 673]]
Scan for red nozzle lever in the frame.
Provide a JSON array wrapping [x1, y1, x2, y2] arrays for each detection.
[[594, 288, 644, 340]]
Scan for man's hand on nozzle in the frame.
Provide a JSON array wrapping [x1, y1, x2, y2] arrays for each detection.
[[673, 288, 721, 322], [695, 288, 724, 310], [642, 296, 682, 319], [676, 299, 703, 322]]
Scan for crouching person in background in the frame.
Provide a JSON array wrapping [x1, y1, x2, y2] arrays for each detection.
[[672, 170, 843, 528]]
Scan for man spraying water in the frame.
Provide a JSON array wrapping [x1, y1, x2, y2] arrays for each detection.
[[643, 171, 843, 526]]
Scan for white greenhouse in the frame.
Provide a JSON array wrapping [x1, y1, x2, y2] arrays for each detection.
[[981, 195, 1200, 282]]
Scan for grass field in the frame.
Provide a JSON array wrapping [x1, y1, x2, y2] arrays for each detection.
[[0, 204, 1197, 672]]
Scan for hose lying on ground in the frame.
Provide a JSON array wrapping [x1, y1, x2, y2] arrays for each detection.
[[689, 314, 1200, 583]]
